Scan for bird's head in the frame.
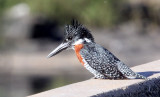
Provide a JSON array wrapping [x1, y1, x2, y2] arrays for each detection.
[[47, 20, 94, 58]]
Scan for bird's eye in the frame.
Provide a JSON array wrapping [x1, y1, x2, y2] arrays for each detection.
[[68, 37, 72, 40], [65, 36, 72, 41]]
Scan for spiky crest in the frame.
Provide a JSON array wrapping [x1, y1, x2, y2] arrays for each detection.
[[65, 20, 94, 42]]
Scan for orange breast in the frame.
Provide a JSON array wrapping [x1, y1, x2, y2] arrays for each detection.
[[74, 44, 85, 66]]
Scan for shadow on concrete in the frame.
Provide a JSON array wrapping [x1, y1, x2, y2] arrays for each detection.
[[137, 71, 160, 77], [92, 77, 160, 97]]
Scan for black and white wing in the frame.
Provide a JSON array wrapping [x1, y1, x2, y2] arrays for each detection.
[[80, 43, 146, 79]]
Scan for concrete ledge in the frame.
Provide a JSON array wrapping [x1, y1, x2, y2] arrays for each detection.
[[93, 77, 160, 97], [28, 60, 160, 97]]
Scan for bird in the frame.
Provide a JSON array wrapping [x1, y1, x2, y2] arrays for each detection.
[[47, 20, 147, 80]]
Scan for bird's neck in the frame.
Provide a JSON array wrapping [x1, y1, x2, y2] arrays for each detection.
[[73, 38, 93, 45], [72, 38, 94, 50], [74, 44, 85, 66], [73, 38, 94, 66]]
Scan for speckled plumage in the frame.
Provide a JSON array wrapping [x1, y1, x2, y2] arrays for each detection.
[[80, 42, 146, 79]]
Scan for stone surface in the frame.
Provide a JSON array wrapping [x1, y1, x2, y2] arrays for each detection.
[[28, 60, 160, 97]]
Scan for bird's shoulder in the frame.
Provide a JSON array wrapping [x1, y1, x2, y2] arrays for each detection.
[[80, 43, 120, 64]]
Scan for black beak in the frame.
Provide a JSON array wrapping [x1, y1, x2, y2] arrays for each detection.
[[47, 42, 70, 58]]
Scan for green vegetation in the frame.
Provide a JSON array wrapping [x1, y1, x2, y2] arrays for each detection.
[[0, 0, 124, 27], [48, 76, 79, 90]]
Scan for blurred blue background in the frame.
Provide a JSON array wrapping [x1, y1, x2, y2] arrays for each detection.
[[0, 0, 160, 97]]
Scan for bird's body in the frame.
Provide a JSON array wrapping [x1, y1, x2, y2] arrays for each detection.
[[47, 20, 147, 80], [74, 41, 145, 79], [76, 42, 124, 79]]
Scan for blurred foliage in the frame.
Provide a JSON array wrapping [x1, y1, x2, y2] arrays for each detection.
[[50, 77, 73, 88], [0, 0, 125, 27], [49, 77, 78, 90]]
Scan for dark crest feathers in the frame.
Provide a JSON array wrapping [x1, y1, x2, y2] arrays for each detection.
[[71, 19, 82, 29], [65, 19, 83, 35], [65, 20, 94, 42], [65, 19, 87, 34]]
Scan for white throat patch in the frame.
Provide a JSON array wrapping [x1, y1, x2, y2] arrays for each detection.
[[72, 38, 91, 50], [73, 38, 91, 45], [84, 38, 91, 43], [73, 39, 84, 45], [71, 39, 84, 50]]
